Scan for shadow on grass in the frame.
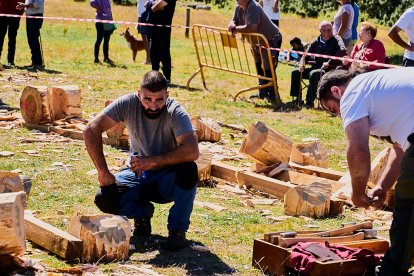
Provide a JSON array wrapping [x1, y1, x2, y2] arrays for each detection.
[[131, 234, 235, 275]]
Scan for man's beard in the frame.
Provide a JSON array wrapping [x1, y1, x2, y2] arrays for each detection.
[[142, 105, 166, 119]]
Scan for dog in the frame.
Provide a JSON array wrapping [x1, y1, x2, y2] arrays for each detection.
[[119, 27, 146, 62]]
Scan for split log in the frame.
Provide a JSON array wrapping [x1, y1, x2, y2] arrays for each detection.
[[239, 121, 292, 164], [48, 86, 82, 121], [69, 214, 131, 262], [290, 141, 328, 168], [0, 192, 26, 256], [24, 211, 82, 260], [195, 149, 212, 182], [104, 100, 127, 139], [0, 171, 31, 207], [277, 170, 344, 193], [284, 182, 332, 218], [20, 86, 50, 124], [191, 116, 222, 142]]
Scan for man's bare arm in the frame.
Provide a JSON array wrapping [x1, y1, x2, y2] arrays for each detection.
[[235, 23, 259, 34], [83, 113, 118, 186], [130, 131, 199, 174], [388, 25, 414, 52], [345, 116, 371, 208]]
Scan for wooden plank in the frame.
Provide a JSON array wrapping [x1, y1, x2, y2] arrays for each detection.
[[252, 239, 288, 276], [278, 170, 343, 193], [337, 239, 389, 254], [24, 211, 82, 260], [211, 161, 295, 199], [289, 161, 344, 181]]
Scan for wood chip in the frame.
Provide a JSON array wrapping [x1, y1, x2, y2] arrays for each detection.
[[194, 200, 227, 212], [10, 169, 22, 173], [303, 224, 320, 228], [0, 151, 14, 156], [191, 245, 210, 252], [52, 162, 64, 167], [87, 169, 98, 176], [45, 167, 57, 171], [246, 198, 277, 206], [22, 150, 39, 155]]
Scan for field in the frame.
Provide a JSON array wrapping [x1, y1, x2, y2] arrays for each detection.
[[0, 0, 403, 275]]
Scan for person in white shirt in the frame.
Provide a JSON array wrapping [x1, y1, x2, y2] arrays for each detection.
[[332, 0, 354, 51], [388, 6, 414, 67], [260, 0, 280, 27], [317, 67, 414, 276]]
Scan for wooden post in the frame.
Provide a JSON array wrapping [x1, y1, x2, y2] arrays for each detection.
[[185, 7, 190, 38], [191, 116, 222, 142], [0, 192, 26, 256]]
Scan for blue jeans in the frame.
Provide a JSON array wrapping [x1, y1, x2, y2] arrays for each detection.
[[94, 162, 197, 231]]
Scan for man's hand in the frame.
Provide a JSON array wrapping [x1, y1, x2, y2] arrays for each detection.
[[408, 41, 414, 52], [16, 2, 25, 10], [98, 170, 116, 187], [130, 156, 155, 177], [368, 185, 387, 208], [321, 62, 329, 70], [351, 192, 372, 209], [228, 22, 236, 36]]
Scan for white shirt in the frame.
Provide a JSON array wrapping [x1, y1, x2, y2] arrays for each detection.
[[341, 68, 414, 151], [333, 3, 354, 40], [137, 0, 148, 16], [262, 0, 280, 21], [394, 6, 414, 60]]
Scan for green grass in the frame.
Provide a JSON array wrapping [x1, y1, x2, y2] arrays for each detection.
[[0, 0, 399, 274]]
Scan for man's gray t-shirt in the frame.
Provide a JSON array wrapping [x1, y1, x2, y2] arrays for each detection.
[[103, 94, 193, 157], [232, 0, 280, 41]]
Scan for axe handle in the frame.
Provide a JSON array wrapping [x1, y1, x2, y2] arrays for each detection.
[[278, 232, 365, 248], [297, 221, 373, 238]]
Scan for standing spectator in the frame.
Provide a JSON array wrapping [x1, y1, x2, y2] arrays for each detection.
[[228, 0, 282, 103], [343, 22, 386, 71], [289, 21, 346, 108], [332, 0, 354, 51], [0, 0, 23, 67], [16, 0, 44, 69], [137, 0, 151, 64], [260, 0, 280, 27], [388, 6, 414, 67], [90, 0, 114, 64], [149, 0, 176, 84], [349, 0, 359, 55]]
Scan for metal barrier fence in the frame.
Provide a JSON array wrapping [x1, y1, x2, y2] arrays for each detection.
[[186, 24, 282, 105]]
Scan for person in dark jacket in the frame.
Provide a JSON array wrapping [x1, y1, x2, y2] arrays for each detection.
[[290, 21, 346, 108]]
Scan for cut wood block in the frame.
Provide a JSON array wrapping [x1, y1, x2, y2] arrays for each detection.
[[338, 239, 389, 254], [267, 163, 290, 178], [191, 116, 222, 142], [211, 160, 295, 199], [289, 161, 344, 181], [24, 211, 82, 259], [69, 214, 131, 262], [196, 149, 212, 182], [290, 141, 328, 168], [194, 200, 227, 212], [0, 171, 31, 207], [239, 121, 292, 164], [277, 170, 344, 193], [284, 182, 332, 218], [48, 86, 82, 121], [20, 86, 51, 124], [0, 192, 26, 256], [104, 100, 127, 139]]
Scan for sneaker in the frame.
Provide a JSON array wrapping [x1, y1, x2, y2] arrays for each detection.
[[8, 62, 15, 68], [103, 58, 114, 64], [304, 102, 314, 109], [165, 230, 187, 251], [94, 58, 101, 64], [133, 217, 152, 237]]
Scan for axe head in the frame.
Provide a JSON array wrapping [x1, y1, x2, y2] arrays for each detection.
[[357, 229, 378, 239]]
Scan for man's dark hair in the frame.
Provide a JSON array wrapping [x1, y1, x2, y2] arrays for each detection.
[[141, 71, 168, 92], [317, 69, 357, 102], [290, 37, 302, 46]]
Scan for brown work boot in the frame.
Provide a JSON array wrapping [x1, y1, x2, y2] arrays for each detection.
[[165, 230, 187, 251]]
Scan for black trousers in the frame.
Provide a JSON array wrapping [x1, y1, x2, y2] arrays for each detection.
[[290, 67, 324, 105], [150, 27, 172, 80], [94, 22, 112, 60], [26, 15, 43, 66], [403, 57, 414, 67], [0, 16, 21, 64]]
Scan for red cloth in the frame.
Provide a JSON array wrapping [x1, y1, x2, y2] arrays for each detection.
[[350, 39, 386, 70], [289, 241, 382, 274]]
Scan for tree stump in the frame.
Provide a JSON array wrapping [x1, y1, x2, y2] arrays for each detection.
[[69, 214, 131, 262], [191, 116, 222, 142], [0, 171, 30, 207], [239, 121, 292, 164], [284, 182, 332, 218], [0, 192, 26, 256], [290, 141, 328, 168], [20, 86, 50, 124], [195, 149, 212, 182], [104, 100, 127, 139], [48, 86, 82, 121]]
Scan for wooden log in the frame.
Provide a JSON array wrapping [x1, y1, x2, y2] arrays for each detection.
[[195, 149, 212, 182], [289, 161, 344, 181], [20, 86, 50, 124], [239, 121, 292, 164], [0, 171, 31, 207], [211, 160, 295, 198], [277, 170, 344, 192], [191, 116, 222, 142], [48, 86, 82, 121], [290, 141, 328, 168], [0, 192, 26, 256], [104, 100, 127, 139], [284, 182, 332, 218], [69, 214, 131, 262], [24, 211, 82, 259]]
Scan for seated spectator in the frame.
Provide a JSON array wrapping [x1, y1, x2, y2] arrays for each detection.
[[290, 21, 347, 108], [286, 37, 305, 62], [343, 21, 386, 71]]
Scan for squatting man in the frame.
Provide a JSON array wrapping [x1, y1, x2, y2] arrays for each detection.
[[84, 70, 199, 251]]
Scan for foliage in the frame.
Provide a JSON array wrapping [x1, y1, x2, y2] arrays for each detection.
[[113, 0, 137, 6], [358, 0, 412, 26]]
